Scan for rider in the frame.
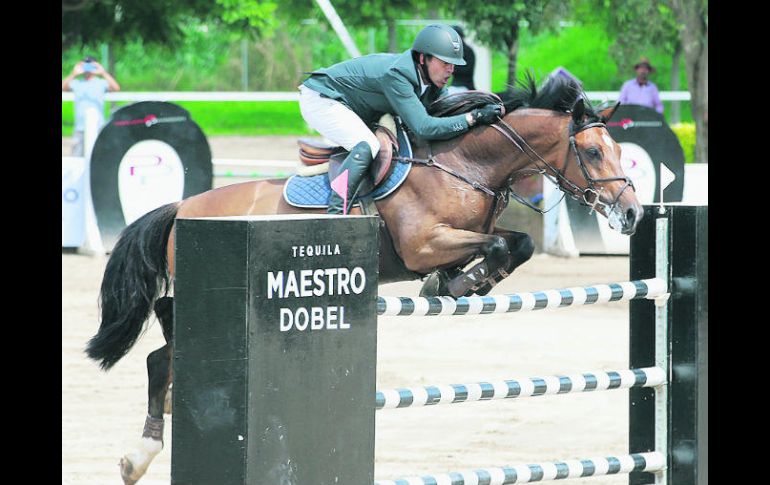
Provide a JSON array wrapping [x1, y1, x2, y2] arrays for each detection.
[[299, 23, 504, 214]]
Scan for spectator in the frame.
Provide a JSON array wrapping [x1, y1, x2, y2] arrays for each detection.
[[618, 56, 663, 114], [62, 56, 121, 156], [447, 25, 476, 94]]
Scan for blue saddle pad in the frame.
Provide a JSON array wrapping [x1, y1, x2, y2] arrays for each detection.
[[284, 121, 413, 209]]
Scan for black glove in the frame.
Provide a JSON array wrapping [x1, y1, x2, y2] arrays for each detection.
[[469, 104, 503, 126]]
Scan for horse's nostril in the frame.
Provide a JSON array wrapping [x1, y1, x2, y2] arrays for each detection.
[[626, 207, 637, 224]]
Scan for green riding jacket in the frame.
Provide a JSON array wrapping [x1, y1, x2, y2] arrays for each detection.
[[302, 49, 470, 140]]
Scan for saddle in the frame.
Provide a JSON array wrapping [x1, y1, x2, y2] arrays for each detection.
[[296, 114, 400, 187]]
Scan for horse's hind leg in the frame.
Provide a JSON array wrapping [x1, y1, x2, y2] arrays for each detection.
[[475, 229, 535, 296], [119, 297, 174, 485]]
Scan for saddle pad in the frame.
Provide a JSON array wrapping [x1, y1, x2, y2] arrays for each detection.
[[284, 160, 411, 208], [284, 118, 413, 209]]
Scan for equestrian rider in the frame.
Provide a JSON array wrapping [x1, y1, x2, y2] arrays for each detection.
[[299, 23, 504, 214]]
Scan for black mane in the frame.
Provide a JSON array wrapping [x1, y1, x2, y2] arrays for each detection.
[[501, 72, 600, 121], [426, 71, 602, 124]]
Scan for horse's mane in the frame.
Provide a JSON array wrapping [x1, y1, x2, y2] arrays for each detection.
[[501, 71, 600, 120], [427, 71, 601, 122]]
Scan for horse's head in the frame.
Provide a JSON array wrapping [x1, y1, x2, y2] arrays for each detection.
[[559, 99, 643, 235]]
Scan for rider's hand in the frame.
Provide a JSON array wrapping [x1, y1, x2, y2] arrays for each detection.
[[468, 104, 504, 126]]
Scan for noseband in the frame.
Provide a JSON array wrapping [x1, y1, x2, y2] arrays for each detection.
[[491, 118, 635, 215]]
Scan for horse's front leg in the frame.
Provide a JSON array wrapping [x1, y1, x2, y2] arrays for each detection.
[[119, 297, 174, 485], [474, 228, 535, 296], [403, 226, 511, 298]]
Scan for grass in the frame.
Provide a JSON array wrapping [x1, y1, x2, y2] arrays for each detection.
[[62, 101, 314, 137]]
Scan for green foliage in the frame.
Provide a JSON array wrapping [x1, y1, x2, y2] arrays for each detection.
[[61, 14, 695, 135], [576, 0, 680, 75], [489, 23, 691, 123], [62, 0, 277, 49], [496, 24, 619, 90], [451, 0, 562, 50], [217, 0, 278, 33], [62, 101, 313, 136], [671, 122, 696, 163]]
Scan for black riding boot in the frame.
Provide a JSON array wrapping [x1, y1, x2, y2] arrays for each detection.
[[327, 141, 373, 215]]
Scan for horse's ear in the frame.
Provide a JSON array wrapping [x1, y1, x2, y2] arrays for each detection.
[[571, 98, 586, 124], [598, 102, 620, 123]]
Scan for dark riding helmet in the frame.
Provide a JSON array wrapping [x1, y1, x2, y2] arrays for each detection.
[[412, 24, 466, 66]]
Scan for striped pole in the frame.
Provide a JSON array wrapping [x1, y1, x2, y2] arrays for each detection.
[[374, 452, 665, 485], [376, 367, 664, 410], [377, 278, 666, 317]]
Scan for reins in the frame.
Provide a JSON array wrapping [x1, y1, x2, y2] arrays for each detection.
[[395, 113, 635, 233]]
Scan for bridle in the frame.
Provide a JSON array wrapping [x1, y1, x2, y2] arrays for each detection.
[[490, 116, 635, 216], [394, 109, 636, 233]]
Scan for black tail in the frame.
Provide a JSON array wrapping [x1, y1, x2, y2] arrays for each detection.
[[85, 203, 179, 370]]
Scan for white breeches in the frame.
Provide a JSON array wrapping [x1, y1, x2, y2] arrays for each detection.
[[298, 85, 380, 159]]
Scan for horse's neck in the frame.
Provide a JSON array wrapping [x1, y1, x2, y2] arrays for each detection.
[[425, 110, 568, 189], [502, 110, 569, 173]]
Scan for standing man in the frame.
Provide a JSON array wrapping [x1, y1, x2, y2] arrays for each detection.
[[62, 56, 121, 156], [299, 24, 502, 214], [618, 56, 664, 114]]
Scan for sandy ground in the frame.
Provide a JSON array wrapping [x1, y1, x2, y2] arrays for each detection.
[[63, 135, 645, 484], [63, 251, 639, 485]]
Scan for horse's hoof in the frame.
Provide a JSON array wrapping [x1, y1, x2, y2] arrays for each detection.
[[119, 457, 140, 485], [419, 270, 448, 297]]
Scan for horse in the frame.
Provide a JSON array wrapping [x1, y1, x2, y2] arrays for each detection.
[[85, 74, 642, 484]]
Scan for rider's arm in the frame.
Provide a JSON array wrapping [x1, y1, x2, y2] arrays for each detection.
[[382, 71, 469, 140]]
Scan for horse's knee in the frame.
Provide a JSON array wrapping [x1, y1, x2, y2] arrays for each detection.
[[485, 235, 510, 267], [511, 234, 535, 261]]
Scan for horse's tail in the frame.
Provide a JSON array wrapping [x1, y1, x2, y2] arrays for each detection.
[[85, 202, 179, 370]]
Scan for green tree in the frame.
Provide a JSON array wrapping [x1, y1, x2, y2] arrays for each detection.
[[451, 0, 566, 93], [669, 0, 707, 163], [579, 0, 684, 119], [62, 0, 277, 49]]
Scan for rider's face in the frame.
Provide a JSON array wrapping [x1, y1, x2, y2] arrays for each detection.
[[422, 55, 455, 88]]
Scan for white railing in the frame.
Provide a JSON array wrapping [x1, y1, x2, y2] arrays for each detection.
[[61, 91, 692, 103]]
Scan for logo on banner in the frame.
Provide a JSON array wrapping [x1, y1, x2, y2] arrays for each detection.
[[118, 140, 185, 225], [618, 142, 656, 203]]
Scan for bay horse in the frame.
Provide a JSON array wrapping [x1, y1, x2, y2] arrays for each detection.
[[86, 75, 642, 484]]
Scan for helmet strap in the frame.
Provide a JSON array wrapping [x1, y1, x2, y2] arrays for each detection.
[[417, 54, 436, 87]]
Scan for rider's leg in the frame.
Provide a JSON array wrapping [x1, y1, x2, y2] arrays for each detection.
[[298, 86, 380, 214], [327, 141, 374, 214]]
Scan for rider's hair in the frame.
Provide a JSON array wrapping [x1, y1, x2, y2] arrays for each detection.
[[411, 50, 433, 65]]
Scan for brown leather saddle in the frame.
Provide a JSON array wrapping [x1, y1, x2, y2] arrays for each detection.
[[297, 124, 399, 187]]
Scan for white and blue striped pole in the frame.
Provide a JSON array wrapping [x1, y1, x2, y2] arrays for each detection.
[[376, 367, 665, 410], [374, 452, 665, 485], [377, 278, 666, 317]]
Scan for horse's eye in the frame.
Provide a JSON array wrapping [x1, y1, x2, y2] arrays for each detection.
[[585, 147, 602, 161]]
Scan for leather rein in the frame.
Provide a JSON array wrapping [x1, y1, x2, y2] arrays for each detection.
[[395, 115, 635, 233]]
